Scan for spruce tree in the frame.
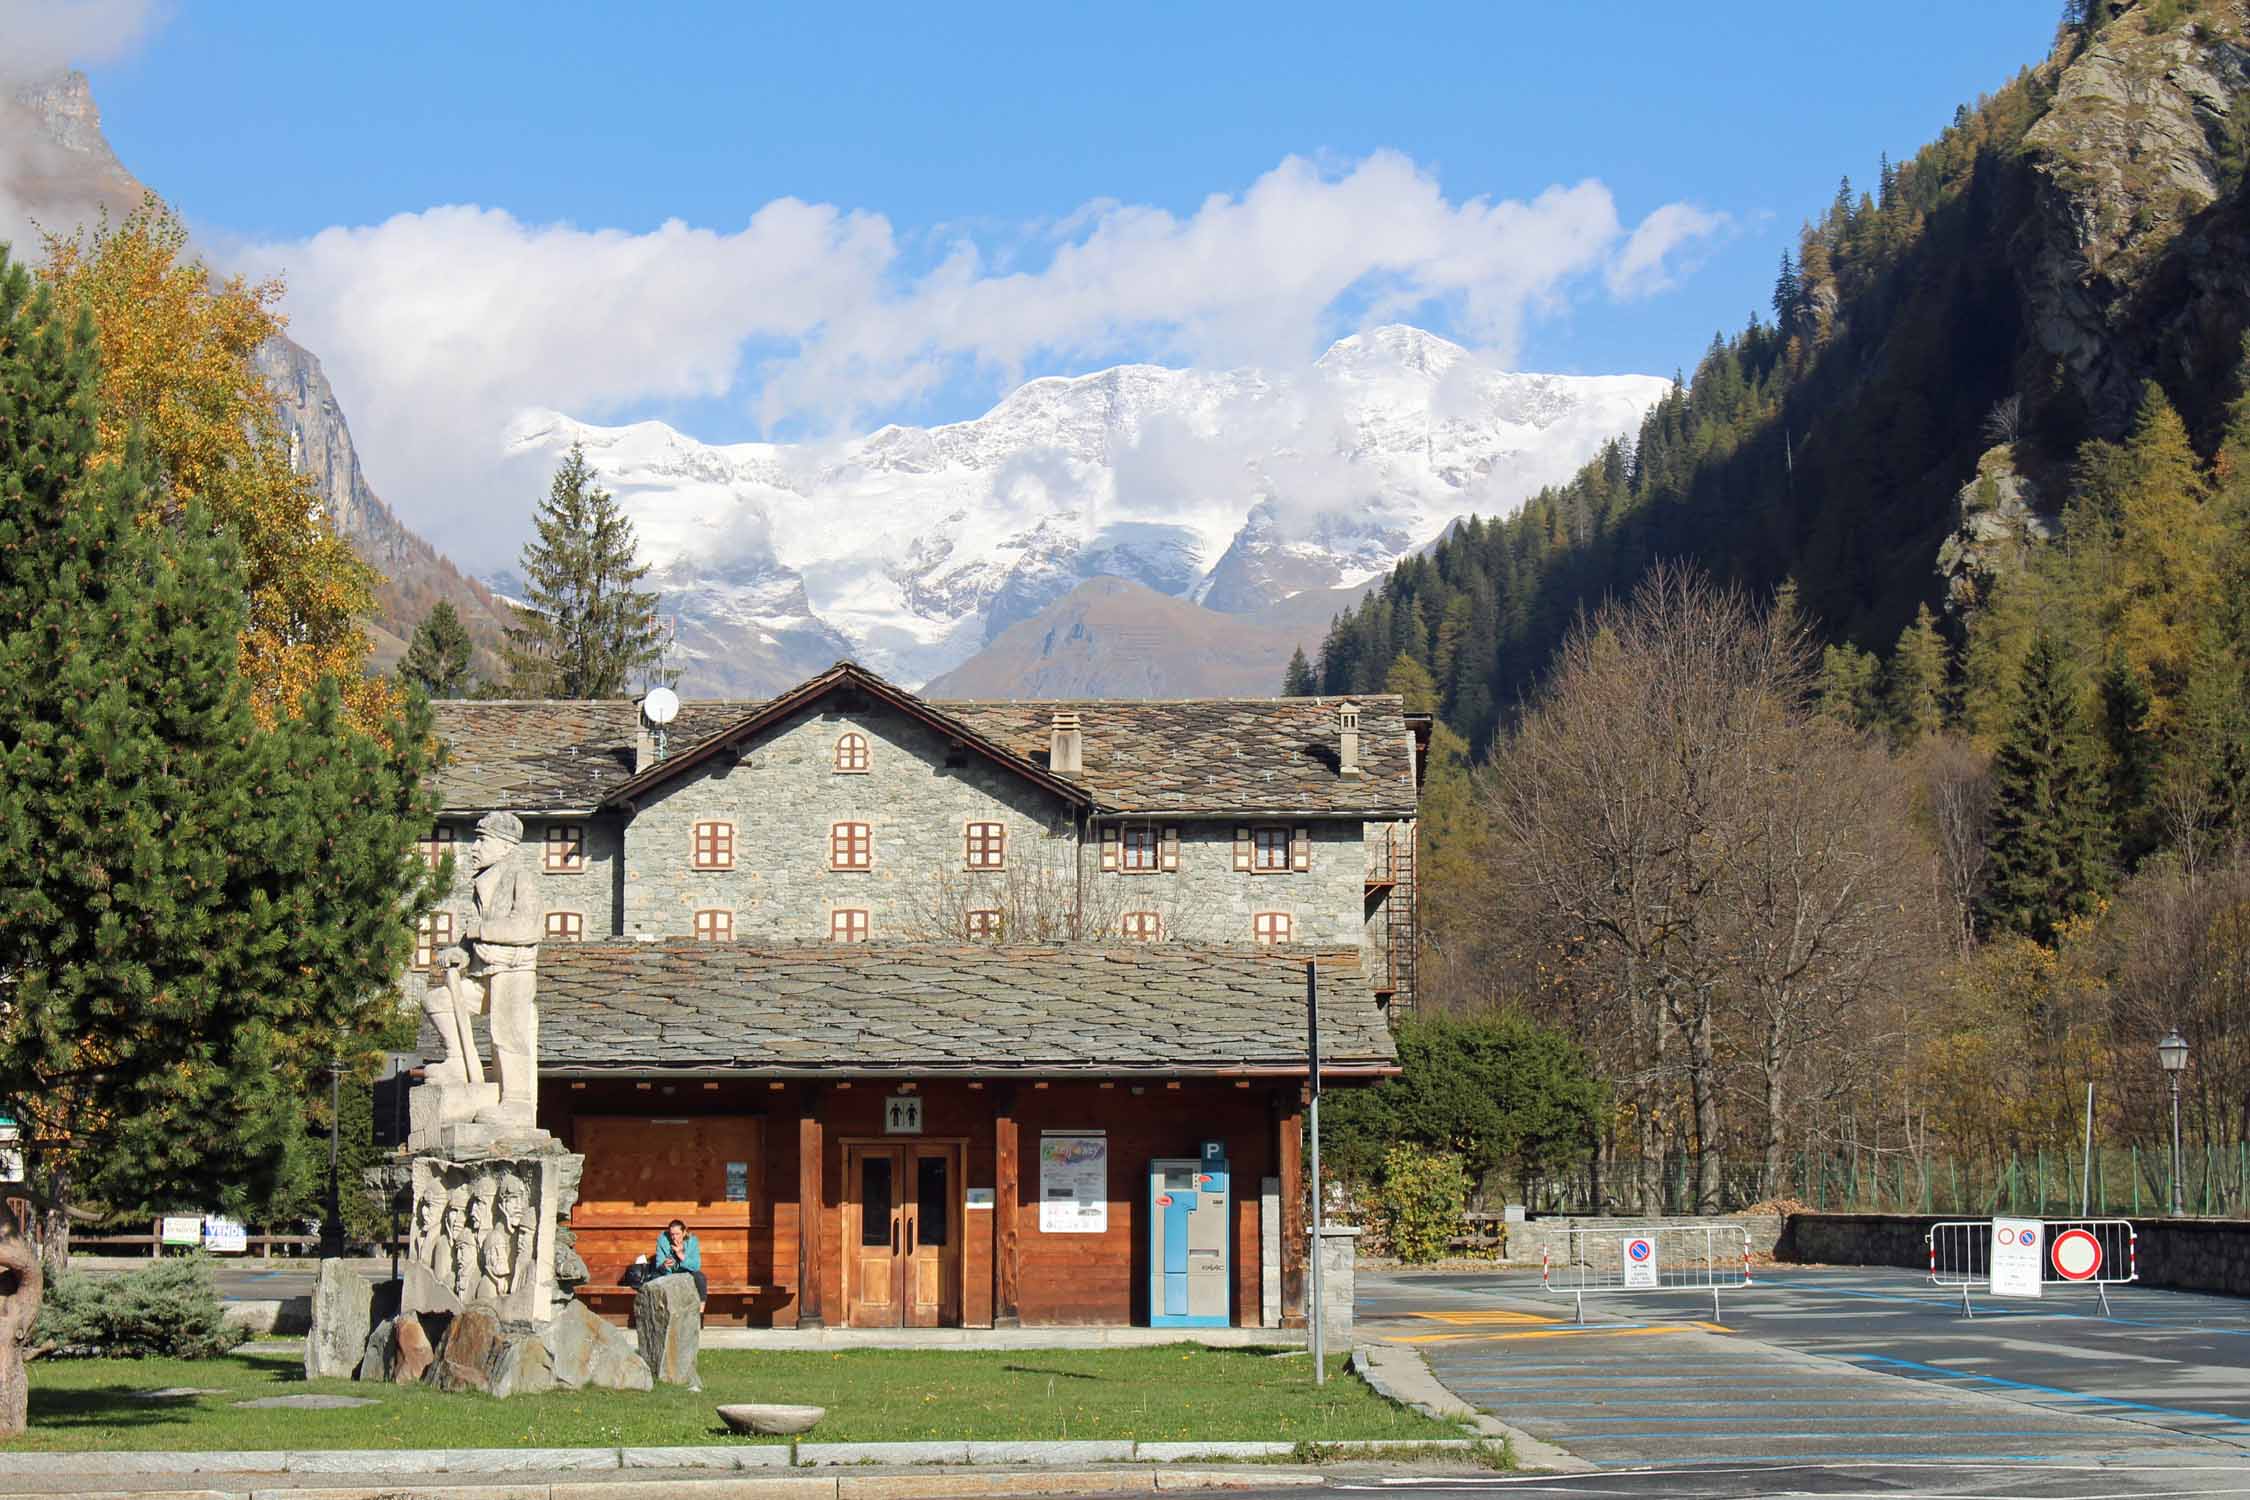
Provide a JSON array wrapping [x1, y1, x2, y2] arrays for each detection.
[[401, 600, 474, 697], [1817, 644, 1881, 731], [1281, 646, 1316, 696], [1884, 604, 1950, 745], [1980, 630, 2114, 943], [2097, 651, 2159, 868], [503, 443, 664, 698], [0, 248, 443, 1286]]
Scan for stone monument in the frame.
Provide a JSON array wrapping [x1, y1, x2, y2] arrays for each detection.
[[401, 813, 587, 1332]]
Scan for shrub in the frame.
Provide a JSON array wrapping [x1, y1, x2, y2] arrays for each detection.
[[1371, 1144, 1471, 1264], [35, 1254, 247, 1359]]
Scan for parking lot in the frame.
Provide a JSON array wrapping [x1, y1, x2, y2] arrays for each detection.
[[1358, 1264, 2250, 1485]]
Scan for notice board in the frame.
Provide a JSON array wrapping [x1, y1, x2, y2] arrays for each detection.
[[1038, 1132, 1107, 1233]]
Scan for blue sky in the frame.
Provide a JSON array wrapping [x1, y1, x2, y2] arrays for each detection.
[[57, 0, 2063, 558]]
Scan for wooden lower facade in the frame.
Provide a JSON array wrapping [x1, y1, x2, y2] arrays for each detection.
[[544, 1076, 1313, 1329]]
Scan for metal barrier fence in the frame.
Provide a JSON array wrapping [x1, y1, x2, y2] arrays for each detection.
[[1540, 1221, 1753, 1323], [1927, 1218, 2137, 1316]]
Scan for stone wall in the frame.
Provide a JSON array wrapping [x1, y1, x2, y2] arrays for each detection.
[[1781, 1212, 2250, 1296], [1091, 819, 1369, 948]]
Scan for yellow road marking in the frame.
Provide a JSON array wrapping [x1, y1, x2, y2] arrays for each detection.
[[1403, 1309, 1560, 1326], [1387, 1322, 1710, 1343]]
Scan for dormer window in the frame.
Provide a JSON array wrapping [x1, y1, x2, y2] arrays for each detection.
[[835, 732, 870, 773]]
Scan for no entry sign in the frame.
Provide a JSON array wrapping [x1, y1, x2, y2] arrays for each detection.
[[2050, 1227, 2103, 1281]]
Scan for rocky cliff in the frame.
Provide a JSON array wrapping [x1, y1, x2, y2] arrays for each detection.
[[5, 72, 511, 677]]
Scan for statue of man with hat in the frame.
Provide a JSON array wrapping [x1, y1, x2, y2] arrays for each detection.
[[423, 810, 544, 1129]]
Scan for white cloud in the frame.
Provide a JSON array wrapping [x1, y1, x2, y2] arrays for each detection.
[[0, 0, 167, 81], [235, 152, 1722, 564], [1605, 202, 1730, 300]]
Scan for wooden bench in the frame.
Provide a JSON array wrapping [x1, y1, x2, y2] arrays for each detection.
[[575, 1280, 766, 1320]]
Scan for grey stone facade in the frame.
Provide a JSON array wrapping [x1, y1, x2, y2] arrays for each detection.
[[416, 673, 1419, 987]]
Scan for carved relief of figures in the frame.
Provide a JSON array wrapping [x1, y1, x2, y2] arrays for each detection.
[[408, 1158, 556, 1319], [420, 810, 543, 1130]]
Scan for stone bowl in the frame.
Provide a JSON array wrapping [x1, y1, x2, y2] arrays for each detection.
[[718, 1402, 826, 1436]]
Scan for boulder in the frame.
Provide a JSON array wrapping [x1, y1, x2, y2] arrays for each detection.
[[542, 1298, 652, 1392], [303, 1260, 374, 1382], [392, 1313, 435, 1384], [432, 1301, 505, 1394], [634, 1273, 702, 1390], [355, 1317, 395, 1382], [489, 1327, 557, 1398]]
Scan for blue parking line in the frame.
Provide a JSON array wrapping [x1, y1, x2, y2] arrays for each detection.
[[1838, 1352, 2250, 1428], [1753, 1283, 2250, 1337]]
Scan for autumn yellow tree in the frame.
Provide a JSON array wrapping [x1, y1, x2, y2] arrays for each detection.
[[38, 197, 388, 725]]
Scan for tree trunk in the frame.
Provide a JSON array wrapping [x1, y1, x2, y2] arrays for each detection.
[[1760, 1018, 1788, 1201], [0, 1207, 43, 1437], [1688, 1003, 1721, 1213]]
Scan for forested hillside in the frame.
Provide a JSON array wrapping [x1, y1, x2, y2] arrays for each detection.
[[1317, 0, 2250, 1217]]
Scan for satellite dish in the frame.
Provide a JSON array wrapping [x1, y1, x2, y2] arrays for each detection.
[[641, 686, 680, 726]]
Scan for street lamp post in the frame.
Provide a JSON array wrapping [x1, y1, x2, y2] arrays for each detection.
[[2158, 1030, 2189, 1218]]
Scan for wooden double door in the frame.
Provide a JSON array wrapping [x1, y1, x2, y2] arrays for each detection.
[[842, 1141, 962, 1328]]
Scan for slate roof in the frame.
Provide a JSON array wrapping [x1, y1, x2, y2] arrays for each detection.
[[424, 942, 1396, 1076], [428, 666, 1419, 817]]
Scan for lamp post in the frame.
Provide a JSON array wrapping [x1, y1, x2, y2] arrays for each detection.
[[2158, 1030, 2189, 1217]]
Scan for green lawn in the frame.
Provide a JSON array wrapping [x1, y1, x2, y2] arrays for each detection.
[[13, 1346, 1459, 1452]]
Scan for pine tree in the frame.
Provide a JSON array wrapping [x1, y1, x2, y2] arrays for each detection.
[[1281, 646, 1316, 696], [0, 247, 443, 1298], [401, 601, 474, 697], [2106, 382, 2222, 726], [2097, 650, 2159, 868], [1385, 655, 1439, 714], [503, 444, 665, 698], [1885, 604, 1950, 745], [1980, 630, 2114, 943], [1818, 643, 1881, 731]]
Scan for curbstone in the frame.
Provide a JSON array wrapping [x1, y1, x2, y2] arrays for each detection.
[[620, 1444, 793, 1468], [0, 1492, 247, 1500], [1154, 1473, 1325, 1491], [556, 1481, 839, 1500], [1130, 1442, 1295, 1461], [963, 1441, 1136, 1465], [795, 1442, 972, 1466], [838, 1474, 1153, 1499], [252, 1487, 548, 1500], [0, 1450, 282, 1476]]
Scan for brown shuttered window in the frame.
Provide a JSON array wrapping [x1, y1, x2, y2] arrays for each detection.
[[1121, 911, 1160, 942], [419, 825, 455, 871], [830, 822, 872, 870], [1252, 911, 1292, 945], [1160, 826, 1180, 872], [835, 732, 870, 773], [965, 908, 1003, 940], [965, 821, 1006, 870], [831, 908, 870, 943], [1252, 826, 1290, 873], [1291, 826, 1312, 872], [544, 823, 586, 873], [1121, 826, 1157, 873], [544, 910, 584, 942], [1100, 825, 1119, 872], [415, 911, 453, 970], [1232, 826, 1252, 872], [692, 908, 733, 942], [692, 820, 735, 870]]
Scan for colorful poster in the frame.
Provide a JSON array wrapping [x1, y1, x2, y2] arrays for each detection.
[[1038, 1132, 1107, 1233], [725, 1161, 749, 1202]]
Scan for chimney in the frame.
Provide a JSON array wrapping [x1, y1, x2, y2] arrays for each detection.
[[1338, 701, 1362, 778], [1050, 711, 1083, 776]]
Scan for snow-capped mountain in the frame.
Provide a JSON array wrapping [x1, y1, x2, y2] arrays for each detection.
[[506, 326, 1669, 691]]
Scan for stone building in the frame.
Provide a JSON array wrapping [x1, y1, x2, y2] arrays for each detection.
[[415, 663, 1423, 1329]]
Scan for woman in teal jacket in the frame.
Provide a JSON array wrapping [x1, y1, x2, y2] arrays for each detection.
[[651, 1218, 707, 1302]]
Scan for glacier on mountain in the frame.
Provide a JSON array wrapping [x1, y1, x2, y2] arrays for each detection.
[[505, 325, 1669, 689]]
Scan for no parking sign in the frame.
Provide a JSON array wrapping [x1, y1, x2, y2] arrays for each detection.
[[1622, 1233, 1658, 1289], [1991, 1216, 2044, 1298]]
